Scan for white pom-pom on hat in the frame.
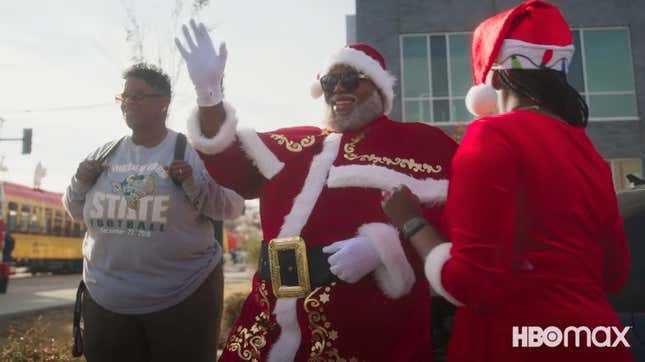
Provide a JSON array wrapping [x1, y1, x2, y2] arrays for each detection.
[[310, 81, 323, 98], [465, 83, 497, 117]]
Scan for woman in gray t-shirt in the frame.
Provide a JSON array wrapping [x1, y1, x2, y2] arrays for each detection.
[[63, 63, 244, 362]]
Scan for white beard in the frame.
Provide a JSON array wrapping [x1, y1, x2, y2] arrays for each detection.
[[324, 90, 384, 132]]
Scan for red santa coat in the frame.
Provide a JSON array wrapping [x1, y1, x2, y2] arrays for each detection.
[[426, 110, 633, 361], [188, 103, 457, 361]]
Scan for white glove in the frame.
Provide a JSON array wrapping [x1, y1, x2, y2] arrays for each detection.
[[322, 236, 382, 284], [174, 19, 227, 107]]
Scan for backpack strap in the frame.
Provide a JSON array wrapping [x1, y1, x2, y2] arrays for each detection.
[[172, 133, 187, 186], [71, 280, 87, 357], [94, 136, 126, 164], [172, 132, 223, 248], [174, 132, 187, 162]]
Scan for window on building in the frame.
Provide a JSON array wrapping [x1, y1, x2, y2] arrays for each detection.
[[401, 33, 474, 123], [401, 27, 636, 123], [570, 28, 637, 120], [610, 158, 643, 191]]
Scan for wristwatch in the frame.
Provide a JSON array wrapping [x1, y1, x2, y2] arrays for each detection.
[[402, 216, 429, 240]]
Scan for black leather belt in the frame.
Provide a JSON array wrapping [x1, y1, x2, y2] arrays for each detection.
[[258, 239, 337, 298]]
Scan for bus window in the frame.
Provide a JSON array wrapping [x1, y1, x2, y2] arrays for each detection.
[[73, 222, 82, 237], [64, 218, 72, 236], [54, 210, 62, 236], [19, 204, 30, 232], [30, 206, 42, 234], [44, 208, 52, 234], [7, 202, 17, 231]]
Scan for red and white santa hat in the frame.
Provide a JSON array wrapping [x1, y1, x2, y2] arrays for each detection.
[[465, 0, 574, 116], [310, 43, 396, 115]]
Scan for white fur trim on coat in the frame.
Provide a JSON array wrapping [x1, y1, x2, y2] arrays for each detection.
[[186, 101, 238, 155], [327, 164, 448, 205], [358, 223, 416, 299], [425, 243, 464, 306], [310, 47, 396, 115], [267, 298, 300, 362], [237, 128, 284, 179], [268, 133, 342, 362], [278, 133, 342, 237]]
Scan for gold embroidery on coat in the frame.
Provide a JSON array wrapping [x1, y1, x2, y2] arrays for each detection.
[[270, 134, 316, 152], [226, 282, 275, 361], [269, 129, 334, 152], [304, 283, 359, 362], [343, 133, 443, 174]]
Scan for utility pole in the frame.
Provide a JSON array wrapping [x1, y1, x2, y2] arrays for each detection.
[[0, 117, 32, 155]]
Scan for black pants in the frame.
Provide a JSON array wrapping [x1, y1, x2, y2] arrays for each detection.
[[82, 263, 224, 362]]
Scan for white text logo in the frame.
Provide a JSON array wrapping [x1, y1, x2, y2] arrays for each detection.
[[512, 326, 631, 348]]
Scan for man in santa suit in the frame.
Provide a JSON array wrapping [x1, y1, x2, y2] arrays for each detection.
[[175, 21, 457, 361]]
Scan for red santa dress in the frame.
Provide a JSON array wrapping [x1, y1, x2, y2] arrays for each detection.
[[426, 110, 633, 361]]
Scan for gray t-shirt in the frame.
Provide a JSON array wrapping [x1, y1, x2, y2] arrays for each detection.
[[63, 130, 244, 314]]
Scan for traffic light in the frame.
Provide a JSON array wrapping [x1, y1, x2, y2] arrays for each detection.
[[22, 128, 32, 154]]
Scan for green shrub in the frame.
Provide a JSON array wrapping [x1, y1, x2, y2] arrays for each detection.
[[243, 239, 262, 270], [220, 292, 249, 346]]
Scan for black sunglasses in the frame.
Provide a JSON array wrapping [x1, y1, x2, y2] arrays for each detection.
[[115, 93, 166, 103], [320, 72, 369, 93]]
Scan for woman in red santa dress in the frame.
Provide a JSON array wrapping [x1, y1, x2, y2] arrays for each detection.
[[382, 1, 633, 361]]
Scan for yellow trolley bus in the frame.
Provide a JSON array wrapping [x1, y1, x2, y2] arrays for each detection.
[[2, 181, 84, 273]]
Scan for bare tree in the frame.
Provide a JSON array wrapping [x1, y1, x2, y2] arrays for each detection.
[[120, 0, 211, 88]]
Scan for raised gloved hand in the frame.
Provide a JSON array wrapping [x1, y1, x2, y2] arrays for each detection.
[[322, 236, 381, 284], [175, 19, 227, 106]]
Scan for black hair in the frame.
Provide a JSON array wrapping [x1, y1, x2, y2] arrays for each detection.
[[122, 63, 172, 97], [496, 69, 588, 128]]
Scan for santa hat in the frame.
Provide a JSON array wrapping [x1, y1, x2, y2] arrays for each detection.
[[310, 43, 396, 115], [465, 0, 575, 116]]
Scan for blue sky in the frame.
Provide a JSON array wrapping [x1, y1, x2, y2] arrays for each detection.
[[0, 0, 355, 192]]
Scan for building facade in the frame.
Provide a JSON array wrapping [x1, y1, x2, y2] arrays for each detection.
[[351, 0, 644, 190]]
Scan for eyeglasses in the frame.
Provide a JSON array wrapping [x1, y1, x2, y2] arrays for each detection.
[[319, 71, 369, 93], [115, 93, 166, 103]]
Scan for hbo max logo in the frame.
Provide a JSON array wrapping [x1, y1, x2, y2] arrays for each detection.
[[512, 326, 631, 348]]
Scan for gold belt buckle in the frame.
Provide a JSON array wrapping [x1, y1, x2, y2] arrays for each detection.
[[268, 236, 311, 298]]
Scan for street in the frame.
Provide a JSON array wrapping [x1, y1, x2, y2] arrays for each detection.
[[0, 273, 80, 317], [0, 267, 254, 318]]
